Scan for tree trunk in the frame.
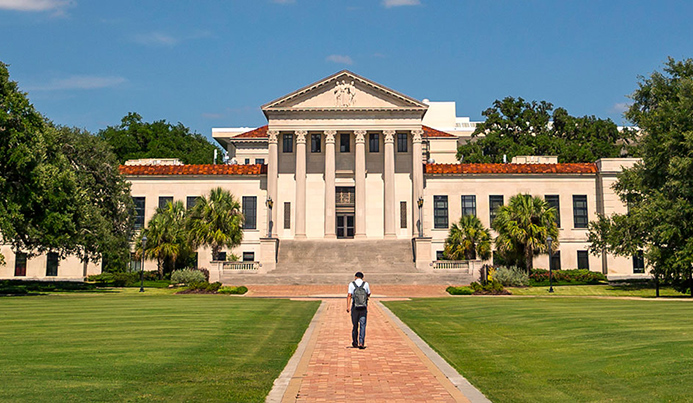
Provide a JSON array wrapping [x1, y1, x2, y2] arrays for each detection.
[[526, 248, 534, 272], [212, 246, 220, 261], [157, 258, 163, 280], [82, 259, 89, 279]]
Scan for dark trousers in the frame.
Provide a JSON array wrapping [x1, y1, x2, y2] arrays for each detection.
[[351, 307, 367, 346]]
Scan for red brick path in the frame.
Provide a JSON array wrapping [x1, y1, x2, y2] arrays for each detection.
[[283, 299, 467, 402]]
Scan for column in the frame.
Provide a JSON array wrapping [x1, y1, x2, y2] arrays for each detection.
[[267, 130, 279, 237], [412, 129, 424, 237], [383, 130, 396, 238], [324, 130, 337, 238], [354, 130, 367, 239], [295, 130, 307, 239]]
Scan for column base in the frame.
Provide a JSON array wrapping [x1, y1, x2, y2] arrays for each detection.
[[324, 234, 337, 239], [384, 233, 397, 239], [355, 234, 367, 239], [294, 234, 307, 239]]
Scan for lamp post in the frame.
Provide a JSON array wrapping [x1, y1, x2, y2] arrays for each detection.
[[417, 197, 424, 238], [547, 236, 554, 293], [265, 197, 274, 238], [140, 235, 147, 293]]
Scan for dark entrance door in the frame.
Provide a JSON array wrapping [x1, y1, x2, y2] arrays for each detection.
[[336, 214, 355, 239]]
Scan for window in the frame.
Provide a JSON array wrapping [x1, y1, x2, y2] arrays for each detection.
[[573, 195, 588, 228], [577, 250, 589, 270], [158, 196, 173, 210], [633, 251, 645, 274], [244, 158, 250, 165], [400, 201, 407, 228], [433, 196, 449, 229], [129, 252, 141, 272], [284, 202, 291, 229], [369, 133, 379, 152], [397, 133, 408, 152], [132, 197, 145, 229], [436, 251, 445, 261], [216, 251, 227, 261], [14, 252, 27, 277], [489, 195, 504, 225], [283, 133, 293, 153], [340, 133, 350, 152], [255, 158, 265, 165], [242, 196, 257, 229], [545, 195, 561, 228], [461, 195, 476, 217], [243, 252, 255, 262], [311, 133, 321, 153], [550, 250, 561, 271], [46, 252, 59, 277], [186, 196, 201, 210]]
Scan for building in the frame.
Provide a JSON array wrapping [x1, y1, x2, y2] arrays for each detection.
[[0, 71, 645, 282]]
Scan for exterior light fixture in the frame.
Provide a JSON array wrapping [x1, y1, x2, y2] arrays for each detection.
[[140, 235, 147, 293], [266, 197, 274, 238], [547, 236, 554, 293], [417, 197, 424, 238]]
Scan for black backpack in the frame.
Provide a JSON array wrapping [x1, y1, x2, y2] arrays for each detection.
[[352, 281, 368, 308]]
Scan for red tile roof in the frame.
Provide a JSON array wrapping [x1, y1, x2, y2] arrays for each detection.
[[119, 164, 267, 176], [234, 125, 268, 139], [422, 125, 456, 138], [425, 163, 598, 175]]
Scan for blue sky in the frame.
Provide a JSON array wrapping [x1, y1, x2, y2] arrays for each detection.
[[1, 0, 692, 142]]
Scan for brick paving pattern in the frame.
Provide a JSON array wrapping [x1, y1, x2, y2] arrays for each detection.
[[287, 299, 462, 402]]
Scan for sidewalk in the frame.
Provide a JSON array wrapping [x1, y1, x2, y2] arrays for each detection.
[[268, 297, 489, 402]]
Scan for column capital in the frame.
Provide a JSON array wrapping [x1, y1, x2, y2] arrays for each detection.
[[295, 130, 307, 144], [268, 130, 279, 144], [354, 130, 366, 143], [383, 130, 396, 143], [411, 129, 424, 143], [324, 130, 336, 143]]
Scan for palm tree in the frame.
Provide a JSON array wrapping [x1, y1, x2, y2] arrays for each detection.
[[186, 187, 243, 261], [136, 200, 190, 279], [444, 215, 492, 260], [492, 194, 559, 271]]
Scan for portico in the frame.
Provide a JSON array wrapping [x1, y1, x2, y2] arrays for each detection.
[[260, 71, 428, 240]]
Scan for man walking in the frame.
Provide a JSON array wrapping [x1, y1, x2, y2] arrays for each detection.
[[346, 271, 370, 349]]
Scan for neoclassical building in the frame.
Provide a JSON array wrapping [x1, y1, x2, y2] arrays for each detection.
[[1, 71, 644, 282]]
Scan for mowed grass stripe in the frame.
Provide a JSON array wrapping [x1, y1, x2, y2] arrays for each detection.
[[0, 293, 319, 402], [385, 297, 693, 402]]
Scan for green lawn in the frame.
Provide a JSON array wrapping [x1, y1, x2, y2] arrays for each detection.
[[0, 291, 318, 402], [509, 284, 687, 297], [385, 297, 693, 402]]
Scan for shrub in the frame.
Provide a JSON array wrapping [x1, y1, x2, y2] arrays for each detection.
[[87, 272, 139, 287], [446, 286, 473, 295], [530, 269, 607, 286], [171, 269, 207, 284], [470, 280, 509, 295], [219, 285, 248, 295], [197, 268, 210, 282], [493, 266, 530, 287], [186, 281, 221, 292]]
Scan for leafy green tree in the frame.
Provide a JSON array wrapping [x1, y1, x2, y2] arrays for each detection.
[[456, 97, 634, 163], [493, 194, 559, 271], [137, 200, 193, 280], [588, 57, 693, 294], [443, 215, 492, 260], [98, 113, 223, 165], [187, 187, 243, 260]]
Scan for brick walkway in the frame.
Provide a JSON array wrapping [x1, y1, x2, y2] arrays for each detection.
[[280, 299, 469, 402]]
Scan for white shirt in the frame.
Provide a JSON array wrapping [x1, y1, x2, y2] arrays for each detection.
[[348, 278, 370, 295]]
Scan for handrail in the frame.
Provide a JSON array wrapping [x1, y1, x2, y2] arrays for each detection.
[[221, 261, 259, 271], [432, 260, 470, 272]]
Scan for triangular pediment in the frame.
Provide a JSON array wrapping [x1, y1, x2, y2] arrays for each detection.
[[261, 70, 428, 111]]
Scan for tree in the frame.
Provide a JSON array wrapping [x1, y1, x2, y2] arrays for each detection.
[[588, 57, 693, 294], [137, 201, 192, 279], [456, 97, 635, 163], [186, 187, 243, 260], [98, 113, 223, 165], [493, 194, 559, 271], [443, 215, 492, 260]]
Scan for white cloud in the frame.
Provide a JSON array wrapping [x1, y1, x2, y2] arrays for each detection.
[[132, 30, 211, 47], [609, 102, 630, 114], [27, 75, 127, 91], [326, 54, 354, 65], [0, 0, 74, 12], [382, 0, 420, 8]]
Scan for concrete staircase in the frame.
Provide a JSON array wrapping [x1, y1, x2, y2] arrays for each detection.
[[221, 239, 476, 285]]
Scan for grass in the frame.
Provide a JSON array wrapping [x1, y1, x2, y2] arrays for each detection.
[[509, 284, 687, 297], [0, 291, 319, 402], [385, 297, 693, 402]]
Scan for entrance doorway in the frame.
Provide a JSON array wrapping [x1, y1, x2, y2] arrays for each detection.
[[336, 214, 355, 238]]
